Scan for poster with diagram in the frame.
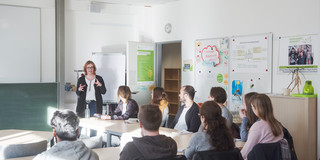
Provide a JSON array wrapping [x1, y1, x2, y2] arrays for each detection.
[[278, 35, 318, 73], [194, 37, 229, 103], [229, 33, 272, 112]]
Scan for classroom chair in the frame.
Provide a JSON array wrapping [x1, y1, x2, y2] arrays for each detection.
[[0, 140, 47, 159], [192, 148, 243, 160], [155, 155, 187, 160], [247, 139, 291, 160]]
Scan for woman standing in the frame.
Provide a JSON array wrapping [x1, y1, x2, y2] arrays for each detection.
[[76, 60, 106, 117], [151, 87, 169, 127], [184, 101, 235, 159], [241, 94, 283, 159]]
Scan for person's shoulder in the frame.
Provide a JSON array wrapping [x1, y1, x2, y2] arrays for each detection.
[[95, 75, 103, 79], [33, 152, 48, 160]]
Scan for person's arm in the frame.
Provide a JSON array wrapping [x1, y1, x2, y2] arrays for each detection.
[[76, 77, 85, 96], [96, 76, 106, 94], [187, 108, 201, 133], [184, 134, 198, 160], [240, 122, 262, 160], [240, 117, 249, 142], [161, 106, 169, 127], [112, 100, 138, 120]]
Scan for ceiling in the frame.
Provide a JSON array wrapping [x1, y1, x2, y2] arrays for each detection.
[[84, 0, 179, 6]]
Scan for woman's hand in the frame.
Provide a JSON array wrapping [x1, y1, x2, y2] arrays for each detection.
[[94, 79, 102, 87], [78, 84, 86, 92], [239, 109, 247, 119]]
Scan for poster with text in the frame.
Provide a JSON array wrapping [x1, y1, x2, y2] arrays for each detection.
[[278, 35, 318, 73], [137, 50, 154, 83], [194, 38, 229, 103]]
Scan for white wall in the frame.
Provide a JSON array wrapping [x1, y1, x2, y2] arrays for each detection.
[[152, 0, 320, 158], [0, 0, 56, 82], [65, 1, 153, 84], [152, 0, 320, 94]]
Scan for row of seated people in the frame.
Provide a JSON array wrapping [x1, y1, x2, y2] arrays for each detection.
[[33, 84, 297, 160]]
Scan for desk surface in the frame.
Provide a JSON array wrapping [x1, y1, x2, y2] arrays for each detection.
[[0, 129, 52, 145], [80, 118, 139, 133]]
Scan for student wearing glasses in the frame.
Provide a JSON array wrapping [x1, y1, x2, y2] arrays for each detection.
[[76, 60, 106, 117]]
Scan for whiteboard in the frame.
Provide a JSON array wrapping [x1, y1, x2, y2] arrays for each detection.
[[92, 53, 126, 103], [194, 38, 229, 103], [0, 5, 40, 83], [228, 33, 273, 112]]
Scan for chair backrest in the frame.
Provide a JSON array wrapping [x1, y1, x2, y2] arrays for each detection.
[[192, 148, 244, 160], [247, 141, 282, 160], [0, 140, 47, 159], [155, 155, 187, 160], [282, 126, 297, 160]]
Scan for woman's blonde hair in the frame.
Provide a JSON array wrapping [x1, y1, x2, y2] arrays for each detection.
[[251, 94, 282, 136], [117, 86, 131, 103]]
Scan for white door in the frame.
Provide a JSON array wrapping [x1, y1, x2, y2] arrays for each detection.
[[127, 41, 155, 106]]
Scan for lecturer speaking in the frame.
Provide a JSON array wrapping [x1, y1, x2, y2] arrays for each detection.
[[76, 60, 106, 117]]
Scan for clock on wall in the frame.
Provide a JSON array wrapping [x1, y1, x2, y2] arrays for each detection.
[[164, 23, 172, 34]]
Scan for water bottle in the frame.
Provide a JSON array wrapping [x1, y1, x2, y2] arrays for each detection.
[[85, 104, 90, 118], [102, 105, 106, 115]]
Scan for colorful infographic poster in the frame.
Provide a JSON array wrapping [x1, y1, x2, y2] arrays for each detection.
[[137, 50, 154, 82], [194, 38, 229, 103]]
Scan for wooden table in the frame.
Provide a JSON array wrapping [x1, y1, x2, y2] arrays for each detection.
[[0, 129, 53, 145]]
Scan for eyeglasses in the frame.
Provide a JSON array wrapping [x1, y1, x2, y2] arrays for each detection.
[[86, 67, 94, 69]]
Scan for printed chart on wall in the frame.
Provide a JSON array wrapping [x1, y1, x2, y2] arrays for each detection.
[[278, 34, 319, 73], [137, 50, 154, 85], [194, 37, 229, 103], [229, 33, 272, 112]]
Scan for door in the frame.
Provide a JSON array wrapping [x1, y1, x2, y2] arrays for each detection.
[[127, 41, 155, 106]]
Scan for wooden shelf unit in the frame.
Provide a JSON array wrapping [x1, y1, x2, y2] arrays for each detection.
[[269, 95, 317, 160], [164, 68, 181, 115]]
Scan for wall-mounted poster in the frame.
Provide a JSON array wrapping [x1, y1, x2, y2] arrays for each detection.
[[194, 37, 229, 103], [278, 35, 319, 73], [137, 50, 154, 83]]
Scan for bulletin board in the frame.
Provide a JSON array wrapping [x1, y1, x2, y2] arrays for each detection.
[[194, 37, 229, 103], [228, 33, 273, 112]]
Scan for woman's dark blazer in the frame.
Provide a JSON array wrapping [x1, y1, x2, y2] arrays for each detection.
[[76, 75, 106, 117]]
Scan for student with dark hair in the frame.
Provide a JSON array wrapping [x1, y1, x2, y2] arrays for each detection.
[[209, 87, 233, 128], [184, 101, 235, 159], [170, 85, 201, 133], [120, 105, 177, 160], [241, 94, 283, 159], [239, 92, 259, 142], [34, 110, 99, 160], [102, 85, 139, 120], [151, 87, 169, 127]]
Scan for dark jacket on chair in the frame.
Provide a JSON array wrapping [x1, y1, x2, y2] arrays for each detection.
[[283, 126, 298, 160], [247, 142, 282, 160], [192, 148, 244, 160]]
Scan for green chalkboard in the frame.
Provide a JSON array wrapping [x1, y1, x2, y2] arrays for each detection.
[[0, 83, 58, 131]]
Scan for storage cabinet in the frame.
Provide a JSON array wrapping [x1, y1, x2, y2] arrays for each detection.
[[164, 68, 181, 115], [269, 95, 317, 160]]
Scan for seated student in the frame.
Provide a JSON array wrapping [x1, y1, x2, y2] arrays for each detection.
[[241, 94, 284, 159], [151, 87, 169, 127], [102, 85, 139, 120], [170, 85, 201, 133], [239, 92, 259, 142], [208, 87, 233, 128], [120, 104, 177, 160], [184, 101, 235, 160], [34, 110, 99, 160]]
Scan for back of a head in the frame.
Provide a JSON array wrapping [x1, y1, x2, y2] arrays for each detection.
[[200, 101, 234, 151], [118, 85, 132, 100], [51, 110, 79, 141], [152, 87, 167, 104], [251, 94, 282, 136], [183, 85, 196, 100], [244, 92, 259, 126], [139, 104, 162, 131], [210, 87, 227, 104]]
